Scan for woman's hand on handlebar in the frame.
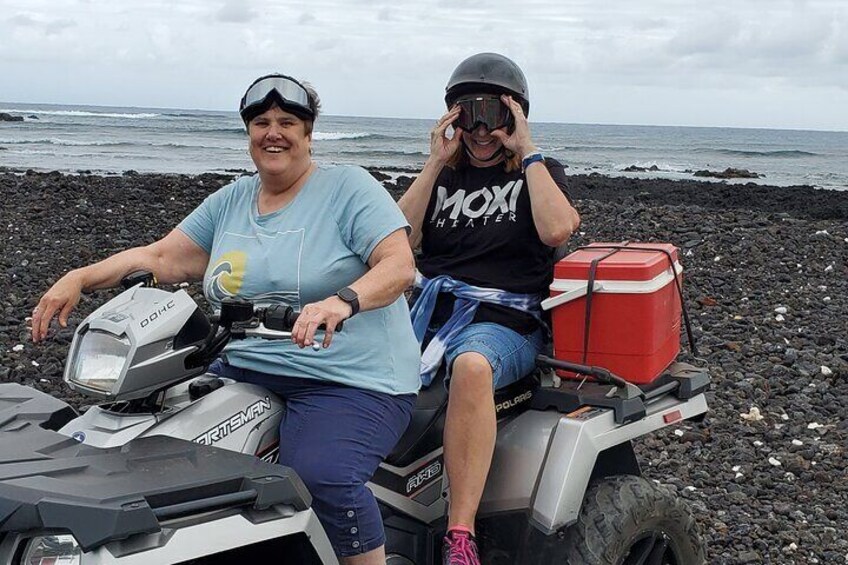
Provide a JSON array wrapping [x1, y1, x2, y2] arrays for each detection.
[[31, 271, 84, 343], [292, 296, 351, 349]]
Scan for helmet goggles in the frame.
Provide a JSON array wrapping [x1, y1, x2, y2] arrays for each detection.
[[240, 75, 314, 123], [452, 94, 514, 132]]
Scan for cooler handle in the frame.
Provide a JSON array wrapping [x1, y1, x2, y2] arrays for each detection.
[[541, 282, 603, 311]]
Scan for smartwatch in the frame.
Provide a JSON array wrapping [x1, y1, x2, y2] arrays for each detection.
[[336, 287, 360, 317]]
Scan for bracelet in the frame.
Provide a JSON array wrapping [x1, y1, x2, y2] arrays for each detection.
[[521, 151, 544, 172]]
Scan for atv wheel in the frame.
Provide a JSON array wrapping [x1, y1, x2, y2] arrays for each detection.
[[546, 475, 706, 565]]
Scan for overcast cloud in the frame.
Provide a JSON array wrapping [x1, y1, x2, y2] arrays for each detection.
[[1, 0, 846, 130]]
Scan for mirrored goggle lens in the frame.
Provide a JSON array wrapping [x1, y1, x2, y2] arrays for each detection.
[[454, 96, 511, 131], [242, 77, 312, 116]]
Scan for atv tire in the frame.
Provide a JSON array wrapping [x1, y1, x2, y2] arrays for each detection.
[[539, 475, 706, 565]]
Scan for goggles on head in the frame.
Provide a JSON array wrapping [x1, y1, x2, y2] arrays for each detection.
[[240, 75, 314, 123], [452, 94, 513, 132]]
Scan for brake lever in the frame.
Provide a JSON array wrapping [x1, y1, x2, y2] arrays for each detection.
[[242, 323, 326, 351]]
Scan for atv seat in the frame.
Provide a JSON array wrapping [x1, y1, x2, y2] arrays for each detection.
[[385, 370, 537, 468]]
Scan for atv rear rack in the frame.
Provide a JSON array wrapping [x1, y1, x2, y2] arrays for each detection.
[[532, 357, 710, 424]]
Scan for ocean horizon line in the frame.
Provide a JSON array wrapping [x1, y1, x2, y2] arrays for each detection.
[[2, 100, 847, 135]]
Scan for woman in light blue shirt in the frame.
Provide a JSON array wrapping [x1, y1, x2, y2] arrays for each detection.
[[32, 74, 420, 564]]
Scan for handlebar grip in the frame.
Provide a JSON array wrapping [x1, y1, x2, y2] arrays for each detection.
[[264, 304, 296, 331], [263, 305, 344, 332]]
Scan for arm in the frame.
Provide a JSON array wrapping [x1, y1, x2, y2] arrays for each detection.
[[31, 229, 209, 342], [398, 106, 462, 249], [492, 95, 581, 247], [291, 228, 415, 349], [524, 160, 581, 247]]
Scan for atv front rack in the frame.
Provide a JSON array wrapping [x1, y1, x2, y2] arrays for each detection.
[[0, 384, 310, 552], [532, 357, 710, 424]]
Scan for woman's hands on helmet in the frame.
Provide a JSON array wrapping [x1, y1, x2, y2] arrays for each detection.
[[491, 95, 537, 156], [31, 271, 84, 343], [427, 106, 463, 165]]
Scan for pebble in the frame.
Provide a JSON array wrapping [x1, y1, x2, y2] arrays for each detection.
[[740, 406, 764, 421], [12, 344, 24, 352]]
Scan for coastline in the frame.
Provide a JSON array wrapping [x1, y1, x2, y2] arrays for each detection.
[[1, 169, 846, 564]]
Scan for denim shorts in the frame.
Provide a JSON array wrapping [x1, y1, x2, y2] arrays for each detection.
[[442, 322, 546, 390], [208, 360, 415, 557]]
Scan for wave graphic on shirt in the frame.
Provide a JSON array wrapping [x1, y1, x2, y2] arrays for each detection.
[[247, 290, 300, 307], [206, 251, 247, 302]]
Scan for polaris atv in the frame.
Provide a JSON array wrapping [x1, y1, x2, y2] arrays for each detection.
[[0, 274, 709, 564]]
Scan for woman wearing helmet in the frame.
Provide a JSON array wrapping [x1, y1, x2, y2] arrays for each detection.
[[398, 53, 580, 564], [33, 73, 420, 565]]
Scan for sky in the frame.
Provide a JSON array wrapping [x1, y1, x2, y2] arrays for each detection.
[[1, 0, 847, 131]]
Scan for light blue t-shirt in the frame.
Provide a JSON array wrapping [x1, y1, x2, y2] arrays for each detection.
[[178, 165, 420, 395]]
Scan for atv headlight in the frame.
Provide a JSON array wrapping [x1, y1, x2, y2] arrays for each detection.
[[68, 330, 131, 394], [22, 534, 82, 564]]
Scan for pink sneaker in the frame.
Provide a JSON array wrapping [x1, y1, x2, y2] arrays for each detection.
[[442, 529, 481, 565]]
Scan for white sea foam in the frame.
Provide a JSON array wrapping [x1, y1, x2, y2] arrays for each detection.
[[0, 109, 159, 119], [617, 161, 689, 173], [0, 138, 226, 149], [0, 138, 116, 146], [312, 132, 371, 140]]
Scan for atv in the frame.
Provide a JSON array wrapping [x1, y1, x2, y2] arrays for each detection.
[[0, 273, 709, 564]]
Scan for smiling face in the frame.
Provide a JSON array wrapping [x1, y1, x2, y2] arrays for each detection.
[[247, 104, 312, 176], [462, 123, 505, 167]]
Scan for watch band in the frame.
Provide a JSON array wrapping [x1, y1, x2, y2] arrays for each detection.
[[521, 151, 544, 172], [336, 287, 360, 317]]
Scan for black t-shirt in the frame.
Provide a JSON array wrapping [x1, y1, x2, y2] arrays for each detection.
[[417, 157, 573, 334]]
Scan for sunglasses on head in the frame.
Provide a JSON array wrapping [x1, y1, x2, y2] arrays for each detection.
[[240, 75, 314, 123], [452, 94, 514, 132]]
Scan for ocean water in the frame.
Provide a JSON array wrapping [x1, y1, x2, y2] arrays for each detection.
[[1, 102, 847, 190]]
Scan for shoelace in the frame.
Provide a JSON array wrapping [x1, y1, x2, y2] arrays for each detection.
[[444, 532, 480, 565]]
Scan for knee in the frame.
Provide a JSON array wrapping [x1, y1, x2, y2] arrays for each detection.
[[450, 353, 494, 396], [287, 451, 348, 494]]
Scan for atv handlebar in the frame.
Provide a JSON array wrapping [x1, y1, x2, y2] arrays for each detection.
[[262, 303, 346, 333], [218, 299, 343, 333], [186, 298, 343, 369]]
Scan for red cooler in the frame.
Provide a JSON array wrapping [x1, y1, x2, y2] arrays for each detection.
[[543, 243, 683, 384]]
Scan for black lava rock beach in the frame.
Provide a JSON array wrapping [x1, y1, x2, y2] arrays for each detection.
[[1, 170, 846, 564]]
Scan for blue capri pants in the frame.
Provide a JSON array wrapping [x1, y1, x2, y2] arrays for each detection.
[[209, 360, 415, 557]]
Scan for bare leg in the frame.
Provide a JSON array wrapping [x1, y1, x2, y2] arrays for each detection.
[[443, 352, 496, 533], [341, 545, 386, 565]]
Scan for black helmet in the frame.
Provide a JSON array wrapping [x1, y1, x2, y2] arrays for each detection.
[[445, 53, 530, 116]]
